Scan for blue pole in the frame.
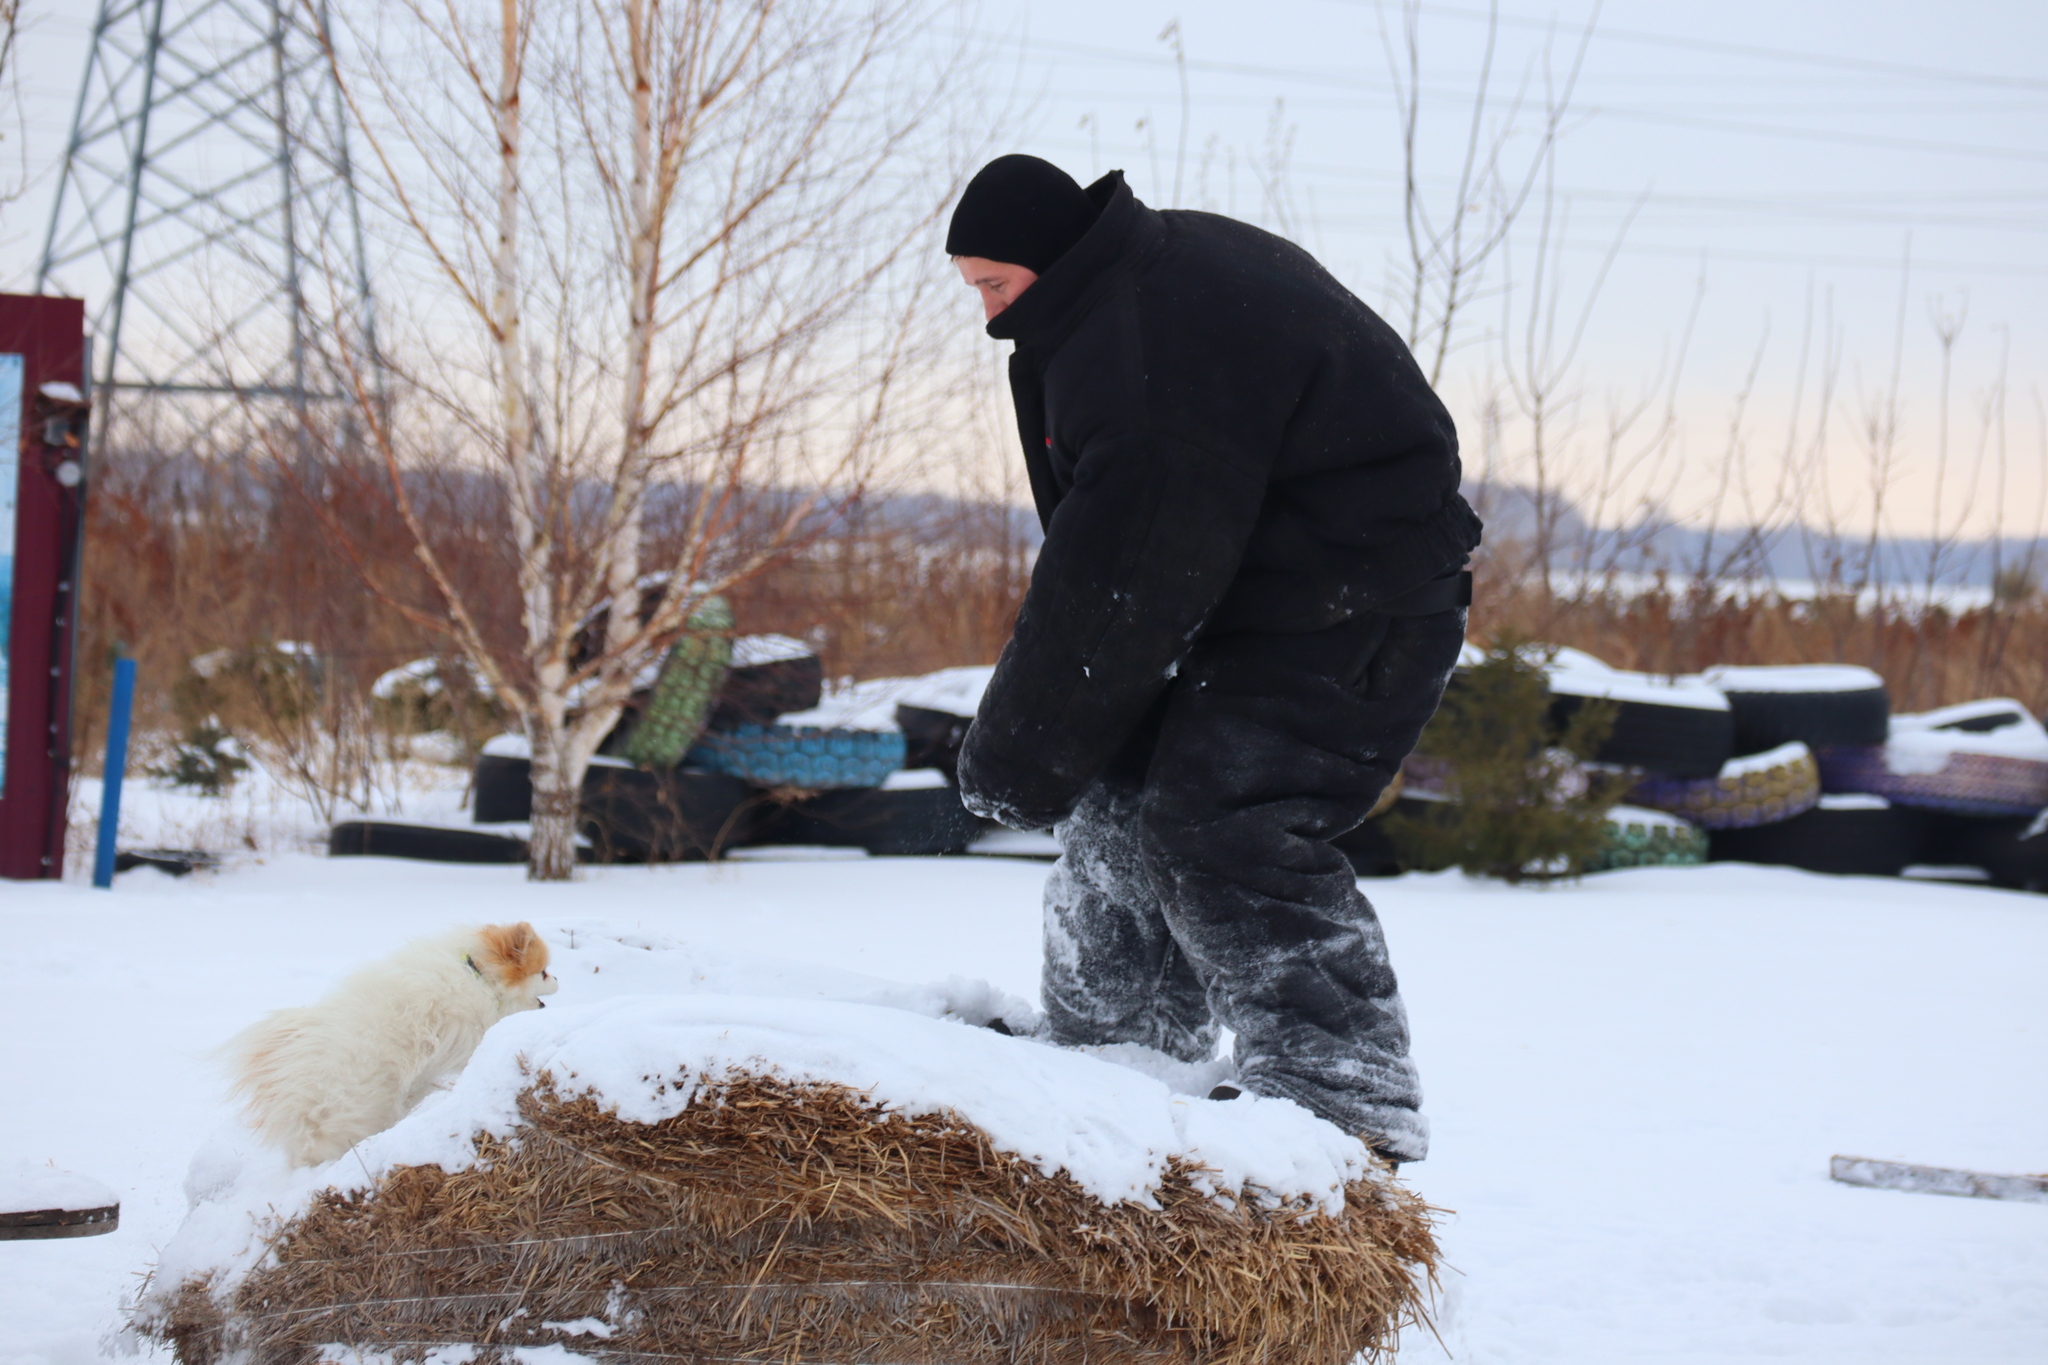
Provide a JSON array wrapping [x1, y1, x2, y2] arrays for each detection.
[[93, 658, 137, 889]]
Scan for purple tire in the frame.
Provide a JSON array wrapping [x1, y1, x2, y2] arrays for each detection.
[[1816, 745, 2048, 817]]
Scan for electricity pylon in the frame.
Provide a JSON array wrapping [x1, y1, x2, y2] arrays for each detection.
[[35, 0, 376, 451]]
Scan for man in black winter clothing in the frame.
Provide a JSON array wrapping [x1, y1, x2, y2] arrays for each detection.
[[949, 154, 1479, 1165]]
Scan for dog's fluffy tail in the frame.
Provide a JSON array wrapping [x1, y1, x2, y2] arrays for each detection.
[[221, 1007, 348, 1168]]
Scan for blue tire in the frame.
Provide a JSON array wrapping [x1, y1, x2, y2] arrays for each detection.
[[686, 725, 906, 789]]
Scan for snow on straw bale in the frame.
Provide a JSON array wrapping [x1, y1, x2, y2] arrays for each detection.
[[137, 996, 1436, 1365]]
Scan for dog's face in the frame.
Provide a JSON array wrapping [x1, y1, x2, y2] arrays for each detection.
[[473, 922, 559, 1014]]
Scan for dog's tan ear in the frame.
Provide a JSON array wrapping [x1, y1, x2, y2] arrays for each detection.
[[477, 922, 550, 981]]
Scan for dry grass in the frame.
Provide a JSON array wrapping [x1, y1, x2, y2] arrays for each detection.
[[78, 447, 2046, 796], [1470, 550, 2048, 716], [73, 451, 1031, 774], [142, 1074, 1439, 1365]]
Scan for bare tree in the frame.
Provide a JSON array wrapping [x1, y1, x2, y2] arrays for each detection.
[[1378, 0, 1599, 387], [0, 0, 22, 202], [1493, 140, 1638, 611], [296, 0, 969, 877]]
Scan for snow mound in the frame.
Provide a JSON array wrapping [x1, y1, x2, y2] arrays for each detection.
[[1702, 663, 1885, 694], [731, 633, 814, 667], [1722, 740, 1812, 778], [0, 1159, 116, 1214], [777, 665, 997, 731], [1544, 649, 1730, 712], [1884, 699, 2048, 774], [894, 665, 997, 717], [881, 767, 949, 790], [1604, 803, 1695, 831], [481, 731, 530, 758], [349, 996, 1368, 1210]]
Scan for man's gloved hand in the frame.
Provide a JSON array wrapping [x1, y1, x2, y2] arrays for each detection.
[[955, 719, 1078, 832]]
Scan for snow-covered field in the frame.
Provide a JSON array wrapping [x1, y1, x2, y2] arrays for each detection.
[[4, 839, 2045, 1362]]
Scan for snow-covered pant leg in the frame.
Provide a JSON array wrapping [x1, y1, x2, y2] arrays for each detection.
[[1043, 733, 1219, 1064], [1137, 609, 1467, 1162]]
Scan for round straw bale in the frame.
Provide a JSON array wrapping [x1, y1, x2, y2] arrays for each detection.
[[143, 1072, 1439, 1365]]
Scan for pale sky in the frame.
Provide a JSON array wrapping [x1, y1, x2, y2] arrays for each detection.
[[972, 0, 2048, 540], [4, 1, 2044, 537]]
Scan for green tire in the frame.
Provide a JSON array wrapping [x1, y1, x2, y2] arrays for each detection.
[[621, 595, 734, 770]]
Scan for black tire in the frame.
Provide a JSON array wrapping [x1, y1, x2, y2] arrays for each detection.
[[1702, 665, 1889, 755], [1332, 816, 1402, 877], [762, 783, 984, 856], [708, 650, 825, 730], [579, 765, 760, 862], [896, 703, 972, 777], [111, 848, 216, 876], [329, 820, 529, 864], [1708, 798, 1926, 877], [474, 752, 536, 823], [1918, 811, 2048, 890], [1549, 693, 1733, 776], [473, 752, 759, 861], [1923, 699, 2035, 734]]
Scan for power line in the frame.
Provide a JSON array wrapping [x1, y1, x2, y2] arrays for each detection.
[[1056, 90, 2045, 118], [1391, 1, 2048, 92], [1031, 129, 2048, 233], [1009, 36, 2048, 166], [1580, 105, 2048, 166]]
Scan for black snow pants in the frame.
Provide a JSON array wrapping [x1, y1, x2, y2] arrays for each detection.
[[1041, 605, 1465, 1163]]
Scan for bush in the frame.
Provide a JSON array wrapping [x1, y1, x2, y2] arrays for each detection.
[[148, 723, 250, 795], [1384, 637, 1626, 882]]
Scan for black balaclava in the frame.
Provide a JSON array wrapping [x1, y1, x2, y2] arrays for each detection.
[[945, 154, 1098, 274]]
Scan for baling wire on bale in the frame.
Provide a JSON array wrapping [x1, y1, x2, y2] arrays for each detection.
[[142, 1072, 1440, 1364]]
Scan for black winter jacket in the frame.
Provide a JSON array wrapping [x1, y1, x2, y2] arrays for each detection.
[[957, 172, 1481, 830]]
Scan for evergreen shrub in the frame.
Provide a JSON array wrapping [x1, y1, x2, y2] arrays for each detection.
[[1384, 636, 1627, 882]]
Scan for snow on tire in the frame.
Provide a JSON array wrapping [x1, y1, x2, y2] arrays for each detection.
[[1702, 663, 1890, 755], [1544, 648, 1733, 777], [1627, 740, 1821, 830], [1707, 794, 1925, 877], [1587, 805, 1707, 871], [1815, 698, 2048, 816]]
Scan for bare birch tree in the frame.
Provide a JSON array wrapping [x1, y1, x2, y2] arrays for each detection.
[[296, 0, 968, 877]]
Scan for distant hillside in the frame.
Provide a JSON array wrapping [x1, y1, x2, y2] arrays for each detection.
[[1465, 481, 2044, 592]]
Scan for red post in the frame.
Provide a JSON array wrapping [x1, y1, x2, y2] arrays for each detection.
[[0, 294, 89, 880]]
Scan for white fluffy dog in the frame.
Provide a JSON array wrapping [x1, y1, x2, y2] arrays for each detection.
[[225, 922, 558, 1167]]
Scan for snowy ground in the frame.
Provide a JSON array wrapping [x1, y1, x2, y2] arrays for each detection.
[[4, 822, 2045, 1361]]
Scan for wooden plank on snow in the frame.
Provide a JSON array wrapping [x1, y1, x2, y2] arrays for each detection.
[[1830, 1155, 2048, 1205]]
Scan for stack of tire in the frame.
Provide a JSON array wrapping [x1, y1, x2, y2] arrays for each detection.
[[466, 643, 991, 862], [1803, 695, 2048, 890], [1541, 648, 1736, 873], [737, 663, 996, 858], [1365, 645, 1742, 874], [1687, 665, 1913, 876]]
